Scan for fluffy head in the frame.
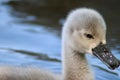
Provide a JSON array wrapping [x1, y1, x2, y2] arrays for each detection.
[[62, 8, 106, 54]]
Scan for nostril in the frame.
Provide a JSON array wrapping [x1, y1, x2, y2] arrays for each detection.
[[104, 50, 108, 53]]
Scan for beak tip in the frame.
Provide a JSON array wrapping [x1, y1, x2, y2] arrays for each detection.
[[109, 61, 120, 70]]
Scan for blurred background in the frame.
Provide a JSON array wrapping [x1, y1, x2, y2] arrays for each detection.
[[0, 0, 120, 80]]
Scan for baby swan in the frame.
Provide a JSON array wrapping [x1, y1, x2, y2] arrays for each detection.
[[62, 8, 120, 80], [0, 8, 119, 80]]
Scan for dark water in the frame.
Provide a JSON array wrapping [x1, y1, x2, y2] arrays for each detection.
[[0, 0, 120, 80]]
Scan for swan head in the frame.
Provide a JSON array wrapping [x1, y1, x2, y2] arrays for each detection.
[[62, 8, 120, 69]]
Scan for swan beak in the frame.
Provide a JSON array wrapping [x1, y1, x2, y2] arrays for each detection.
[[92, 43, 120, 70]]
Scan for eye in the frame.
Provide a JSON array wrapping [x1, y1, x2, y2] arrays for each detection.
[[85, 34, 94, 39]]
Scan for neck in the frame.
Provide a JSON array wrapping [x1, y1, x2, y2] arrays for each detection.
[[62, 44, 94, 80]]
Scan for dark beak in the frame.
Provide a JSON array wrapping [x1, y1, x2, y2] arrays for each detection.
[[92, 43, 120, 70]]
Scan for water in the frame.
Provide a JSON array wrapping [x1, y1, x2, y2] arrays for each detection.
[[0, 0, 120, 80]]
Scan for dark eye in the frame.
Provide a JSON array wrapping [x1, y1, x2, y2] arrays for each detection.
[[85, 34, 94, 39]]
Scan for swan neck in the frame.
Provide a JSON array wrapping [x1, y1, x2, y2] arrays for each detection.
[[62, 45, 93, 80]]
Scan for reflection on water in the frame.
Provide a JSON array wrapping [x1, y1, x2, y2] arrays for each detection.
[[0, 0, 120, 80]]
